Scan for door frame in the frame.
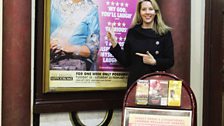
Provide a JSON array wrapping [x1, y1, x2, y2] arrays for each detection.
[[203, 0, 223, 125]]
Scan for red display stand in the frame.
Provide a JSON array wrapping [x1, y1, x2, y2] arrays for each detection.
[[122, 72, 197, 126]]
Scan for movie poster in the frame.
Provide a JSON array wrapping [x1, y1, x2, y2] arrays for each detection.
[[46, 0, 137, 91]]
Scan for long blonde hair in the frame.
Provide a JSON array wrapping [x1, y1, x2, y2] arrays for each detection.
[[131, 0, 171, 35]]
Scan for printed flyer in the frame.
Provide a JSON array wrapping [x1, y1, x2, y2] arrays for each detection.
[[124, 107, 192, 126]]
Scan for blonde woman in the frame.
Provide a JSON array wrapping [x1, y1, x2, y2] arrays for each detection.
[[107, 0, 174, 87]]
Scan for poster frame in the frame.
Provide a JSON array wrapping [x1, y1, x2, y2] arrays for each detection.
[[34, 0, 128, 112], [42, 0, 131, 93]]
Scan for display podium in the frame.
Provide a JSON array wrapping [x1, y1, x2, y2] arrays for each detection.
[[122, 72, 197, 126]]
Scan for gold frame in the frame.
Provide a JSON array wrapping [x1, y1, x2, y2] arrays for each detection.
[[43, 0, 51, 92]]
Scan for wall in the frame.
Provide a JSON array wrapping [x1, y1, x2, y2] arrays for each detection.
[[190, 0, 205, 126], [34, 0, 205, 126], [31, 0, 35, 124]]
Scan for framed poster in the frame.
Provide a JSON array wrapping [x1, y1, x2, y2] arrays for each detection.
[[34, 0, 138, 112], [124, 107, 192, 126], [42, 0, 138, 92]]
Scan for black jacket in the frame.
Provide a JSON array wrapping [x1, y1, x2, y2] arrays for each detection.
[[109, 25, 174, 87]]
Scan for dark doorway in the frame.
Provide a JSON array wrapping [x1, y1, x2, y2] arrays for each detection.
[[203, 0, 224, 125]]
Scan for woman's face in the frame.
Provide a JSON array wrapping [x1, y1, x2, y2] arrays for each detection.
[[140, 1, 156, 28]]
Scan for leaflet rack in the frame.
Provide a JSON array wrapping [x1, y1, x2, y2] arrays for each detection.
[[122, 72, 197, 126]]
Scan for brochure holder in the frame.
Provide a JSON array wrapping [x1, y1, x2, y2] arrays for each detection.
[[122, 72, 197, 126]]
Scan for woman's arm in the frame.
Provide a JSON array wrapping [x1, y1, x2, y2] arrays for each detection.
[[84, 6, 100, 61], [108, 30, 132, 67]]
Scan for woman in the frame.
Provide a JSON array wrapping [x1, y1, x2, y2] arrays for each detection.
[[107, 0, 174, 87], [50, 0, 100, 70]]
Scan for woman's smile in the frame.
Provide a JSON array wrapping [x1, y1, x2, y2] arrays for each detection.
[[140, 1, 156, 28]]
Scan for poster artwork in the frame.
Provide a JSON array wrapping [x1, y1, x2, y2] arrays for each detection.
[[47, 0, 138, 91]]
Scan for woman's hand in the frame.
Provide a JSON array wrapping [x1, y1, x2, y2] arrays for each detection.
[[60, 44, 76, 53], [136, 51, 156, 65], [50, 39, 90, 57], [50, 39, 63, 54], [50, 40, 76, 54], [107, 26, 117, 48]]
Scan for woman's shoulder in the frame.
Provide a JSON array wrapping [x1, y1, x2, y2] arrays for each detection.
[[127, 25, 141, 34], [128, 25, 162, 38], [162, 30, 172, 38], [131, 24, 141, 30], [85, 1, 99, 16], [86, 1, 98, 8], [51, 0, 61, 10]]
